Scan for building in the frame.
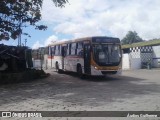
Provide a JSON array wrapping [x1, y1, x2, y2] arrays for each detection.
[[122, 39, 160, 70]]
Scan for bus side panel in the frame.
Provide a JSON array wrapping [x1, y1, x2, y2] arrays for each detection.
[[52, 56, 63, 69], [64, 56, 84, 73], [47, 57, 52, 68]]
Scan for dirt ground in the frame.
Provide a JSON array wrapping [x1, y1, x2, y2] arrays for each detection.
[[0, 69, 160, 120]]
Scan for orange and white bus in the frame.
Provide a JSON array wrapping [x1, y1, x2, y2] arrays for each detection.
[[47, 36, 122, 77]]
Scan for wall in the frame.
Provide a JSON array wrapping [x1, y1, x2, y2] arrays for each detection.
[[152, 46, 160, 67], [43, 54, 48, 69], [32, 59, 42, 69], [130, 48, 141, 69], [122, 54, 130, 70], [122, 46, 153, 70], [122, 48, 141, 70]]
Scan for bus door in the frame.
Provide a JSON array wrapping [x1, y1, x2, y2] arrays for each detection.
[[61, 45, 67, 70], [84, 43, 91, 74]]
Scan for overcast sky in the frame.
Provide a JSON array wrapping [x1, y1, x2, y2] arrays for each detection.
[[1, 0, 160, 48]]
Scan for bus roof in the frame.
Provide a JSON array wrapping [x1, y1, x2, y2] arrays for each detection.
[[48, 36, 120, 46]]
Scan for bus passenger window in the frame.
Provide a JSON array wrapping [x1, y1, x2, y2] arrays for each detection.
[[51, 46, 55, 55], [59, 45, 61, 55], [78, 49, 83, 57], [48, 46, 51, 55], [71, 43, 76, 55], [77, 42, 83, 56], [67, 44, 71, 55], [62, 46, 67, 57], [55, 45, 60, 55], [77, 42, 83, 48]]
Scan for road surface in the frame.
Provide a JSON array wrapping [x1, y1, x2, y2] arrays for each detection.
[[0, 69, 160, 120]]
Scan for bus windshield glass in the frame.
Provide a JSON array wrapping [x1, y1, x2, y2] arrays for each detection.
[[92, 44, 121, 66]]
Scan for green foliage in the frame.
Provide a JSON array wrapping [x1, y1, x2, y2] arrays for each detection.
[[121, 31, 144, 45], [52, 0, 69, 7], [0, 0, 68, 41]]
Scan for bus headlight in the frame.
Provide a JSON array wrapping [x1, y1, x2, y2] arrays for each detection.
[[94, 66, 98, 70]]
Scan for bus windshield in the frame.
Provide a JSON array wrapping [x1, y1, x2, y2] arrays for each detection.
[[92, 44, 121, 66]]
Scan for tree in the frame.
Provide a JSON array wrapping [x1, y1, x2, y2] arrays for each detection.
[[121, 31, 144, 45], [0, 0, 68, 41]]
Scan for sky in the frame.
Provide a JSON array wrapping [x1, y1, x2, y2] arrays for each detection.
[[1, 0, 160, 49]]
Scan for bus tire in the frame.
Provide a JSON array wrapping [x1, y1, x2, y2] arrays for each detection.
[[77, 65, 84, 79], [56, 62, 59, 72], [56, 62, 63, 73]]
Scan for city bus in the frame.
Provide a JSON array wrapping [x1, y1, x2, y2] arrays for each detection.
[[47, 36, 122, 77]]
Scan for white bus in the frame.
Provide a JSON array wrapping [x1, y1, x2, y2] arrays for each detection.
[[47, 36, 122, 77]]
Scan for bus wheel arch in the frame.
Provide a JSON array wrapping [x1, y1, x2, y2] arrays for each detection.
[[55, 62, 59, 71], [77, 64, 84, 78], [56, 61, 63, 73]]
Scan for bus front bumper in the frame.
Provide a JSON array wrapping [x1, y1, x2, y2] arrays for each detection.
[[91, 66, 122, 76]]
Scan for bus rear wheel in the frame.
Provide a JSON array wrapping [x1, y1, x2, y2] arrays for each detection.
[[56, 62, 59, 72], [56, 62, 63, 73]]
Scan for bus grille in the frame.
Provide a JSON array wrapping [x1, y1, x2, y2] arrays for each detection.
[[101, 71, 117, 75]]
